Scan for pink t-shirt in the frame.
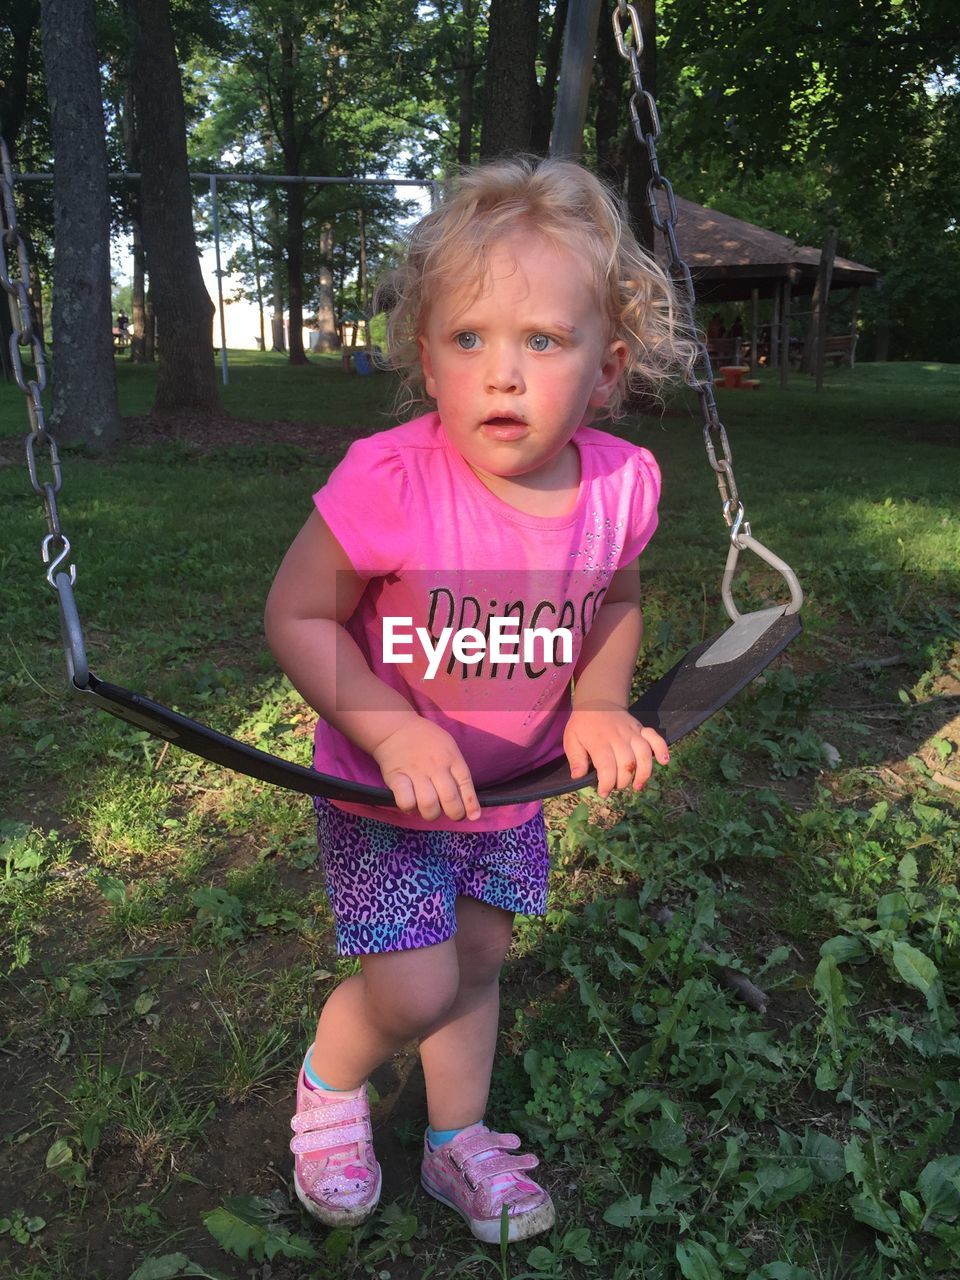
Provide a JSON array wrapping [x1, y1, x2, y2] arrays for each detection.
[[313, 411, 660, 830]]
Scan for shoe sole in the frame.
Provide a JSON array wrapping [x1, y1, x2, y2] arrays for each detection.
[[294, 1165, 382, 1228], [420, 1170, 555, 1244]]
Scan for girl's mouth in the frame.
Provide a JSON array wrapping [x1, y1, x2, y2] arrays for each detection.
[[483, 417, 527, 440]]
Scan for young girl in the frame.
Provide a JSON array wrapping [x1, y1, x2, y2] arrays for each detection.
[[265, 156, 690, 1244]]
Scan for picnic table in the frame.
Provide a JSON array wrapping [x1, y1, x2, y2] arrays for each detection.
[[717, 365, 752, 389]]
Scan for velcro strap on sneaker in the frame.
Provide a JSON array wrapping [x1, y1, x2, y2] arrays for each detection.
[[450, 1129, 520, 1166], [467, 1152, 539, 1183], [291, 1098, 367, 1132], [290, 1119, 371, 1154]]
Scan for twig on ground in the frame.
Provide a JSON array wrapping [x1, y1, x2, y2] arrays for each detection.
[[846, 654, 909, 670], [651, 907, 769, 1015]]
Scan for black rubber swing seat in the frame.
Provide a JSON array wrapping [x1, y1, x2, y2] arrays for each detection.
[[77, 607, 801, 808]]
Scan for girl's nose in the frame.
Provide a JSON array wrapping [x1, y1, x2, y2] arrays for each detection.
[[486, 347, 524, 393]]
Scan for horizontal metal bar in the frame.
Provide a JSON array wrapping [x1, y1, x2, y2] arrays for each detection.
[[16, 171, 435, 188]]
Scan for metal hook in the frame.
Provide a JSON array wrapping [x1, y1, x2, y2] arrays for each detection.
[[42, 533, 76, 589], [721, 530, 804, 622]]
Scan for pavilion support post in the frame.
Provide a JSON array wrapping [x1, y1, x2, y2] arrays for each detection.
[[813, 226, 838, 393], [779, 279, 792, 389], [848, 286, 860, 368], [769, 285, 780, 369], [750, 287, 759, 373]]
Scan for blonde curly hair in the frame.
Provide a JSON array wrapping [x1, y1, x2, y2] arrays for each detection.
[[375, 156, 695, 420]]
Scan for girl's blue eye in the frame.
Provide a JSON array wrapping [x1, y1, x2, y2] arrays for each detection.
[[529, 334, 552, 352], [456, 332, 479, 350]]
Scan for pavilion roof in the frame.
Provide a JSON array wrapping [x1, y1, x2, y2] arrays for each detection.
[[655, 198, 880, 302]]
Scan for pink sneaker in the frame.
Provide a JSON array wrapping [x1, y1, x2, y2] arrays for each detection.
[[420, 1124, 555, 1243], [290, 1070, 381, 1226]]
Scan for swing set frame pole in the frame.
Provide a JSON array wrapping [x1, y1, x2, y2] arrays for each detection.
[[551, 0, 605, 158]]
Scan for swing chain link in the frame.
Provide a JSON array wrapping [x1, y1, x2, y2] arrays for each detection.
[[0, 133, 76, 589], [613, 1, 740, 523]]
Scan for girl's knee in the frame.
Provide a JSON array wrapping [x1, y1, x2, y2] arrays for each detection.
[[453, 898, 514, 986], [361, 948, 460, 1038], [456, 934, 510, 987]]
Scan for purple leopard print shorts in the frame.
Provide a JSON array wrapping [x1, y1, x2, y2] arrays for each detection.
[[312, 799, 549, 956]]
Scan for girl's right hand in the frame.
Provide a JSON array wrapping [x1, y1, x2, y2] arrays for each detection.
[[371, 718, 482, 822]]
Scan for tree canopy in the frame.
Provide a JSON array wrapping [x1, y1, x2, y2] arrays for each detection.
[[6, 0, 960, 422]]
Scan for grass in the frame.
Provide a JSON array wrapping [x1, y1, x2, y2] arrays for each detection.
[[0, 353, 958, 1279], [114, 347, 398, 423]]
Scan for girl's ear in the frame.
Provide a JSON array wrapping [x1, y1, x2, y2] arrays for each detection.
[[418, 334, 438, 399], [589, 338, 629, 407]]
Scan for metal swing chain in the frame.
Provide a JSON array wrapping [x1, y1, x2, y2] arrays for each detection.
[[613, 2, 802, 618], [0, 134, 75, 591], [2, 132, 91, 686]]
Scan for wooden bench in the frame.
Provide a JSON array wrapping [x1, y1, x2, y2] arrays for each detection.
[[706, 337, 742, 364], [821, 332, 858, 366]]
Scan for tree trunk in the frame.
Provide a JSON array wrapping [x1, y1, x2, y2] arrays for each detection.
[[357, 206, 368, 311], [595, 0, 625, 180], [277, 20, 307, 365], [479, 0, 540, 158], [124, 0, 218, 413], [271, 289, 286, 351], [29, 260, 44, 336], [456, 0, 479, 166], [779, 278, 792, 389], [270, 204, 286, 351], [848, 287, 860, 367], [144, 283, 156, 361], [0, 1, 40, 167], [801, 225, 837, 377], [314, 226, 339, 352], [39, 0, 121, 449], [285, 180, 308, 364], [531, 0, 568, 155], [244, 191, 266, 350], [874, 318, 890, 362], [121, 64, 149, 362], [813, 226, 837, 391], [130, 222, 148, 361]]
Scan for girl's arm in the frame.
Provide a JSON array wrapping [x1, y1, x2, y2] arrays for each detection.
[[563, 556, 670, 797], [265, 510, 481, 822]]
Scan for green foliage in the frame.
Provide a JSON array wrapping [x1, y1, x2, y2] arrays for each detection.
[[0, 822, 70, 970], [202, 1193, 318, 1262], [0, 1209, 46, 1246], [127, 1254, 230, 1280], [655, 0, 960, 361]]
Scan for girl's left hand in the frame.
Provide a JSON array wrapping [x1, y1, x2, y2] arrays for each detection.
[[563, 700, 670, 797]]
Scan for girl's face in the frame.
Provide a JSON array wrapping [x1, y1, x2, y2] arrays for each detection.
[[417, 233, 627, 493]]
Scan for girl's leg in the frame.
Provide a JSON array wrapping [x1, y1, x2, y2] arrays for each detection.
[[417, 897, 555, 1244], [418, 896, 515, 1130], [309, 938, 462, 1089], [293, 942, 463, 1228]]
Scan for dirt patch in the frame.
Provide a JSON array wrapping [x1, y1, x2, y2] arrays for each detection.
[[873, 420, 959, 447], [122, 412, 367, 458]]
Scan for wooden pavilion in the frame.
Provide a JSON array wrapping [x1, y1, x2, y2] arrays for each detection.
[[655, 198, 881, 382]]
